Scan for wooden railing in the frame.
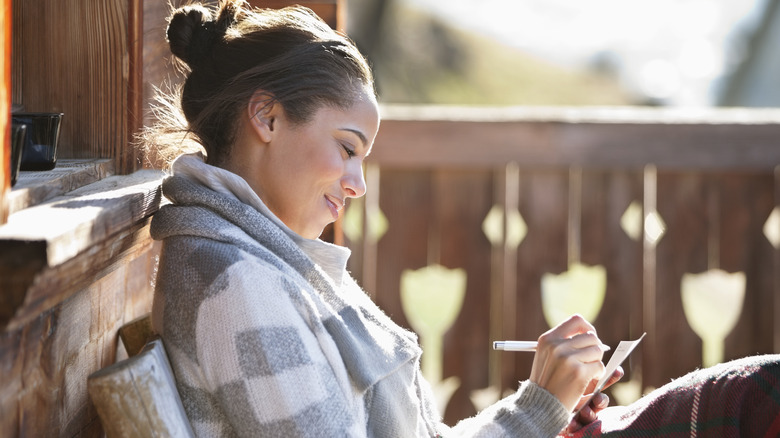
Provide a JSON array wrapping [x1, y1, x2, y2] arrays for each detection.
[[347, 105, 780, 425]]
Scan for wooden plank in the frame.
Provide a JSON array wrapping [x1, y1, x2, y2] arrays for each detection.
[[124, 0, 143, 173], [0, 170, 163, 331], [349, 164, 381, 291], [580, 170, 644, 342], [118, 314, 155, 357], [511, 169, 569, 385], [648, 172, 707, 388], [7, 159, 114, 215], [434, 169, 493, 424], [580, 169, 645, 400], [0, 169, 163, 266], [716, 173, 775, 361], [2, 218, 157, 332], [371, 107, 780, 170], [373, 169, 433, 329], [0, 246, 157, 436], [380, 105, 780, 124], [487, 167, 508, 389], [649, 171, 776, 389]]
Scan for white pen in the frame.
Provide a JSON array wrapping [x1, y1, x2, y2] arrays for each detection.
[[493, 341, 538, 352], [493, 340, 611, 352]]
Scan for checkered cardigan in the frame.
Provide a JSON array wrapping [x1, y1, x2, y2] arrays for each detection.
[[150, 155, 570, 437]]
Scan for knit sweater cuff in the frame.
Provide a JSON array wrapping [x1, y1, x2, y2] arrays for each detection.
[[506, 380, 570, 437]]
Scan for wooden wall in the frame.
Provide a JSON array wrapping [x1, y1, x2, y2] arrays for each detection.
[[0, 0, 156, 435], [0, 244, 159, 436], [0, 1, 344, 437], [11, 0, 141, 174]]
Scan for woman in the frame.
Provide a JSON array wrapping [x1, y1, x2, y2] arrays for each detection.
[[147, 1, 779, 437], [148, 1, 610, 435]]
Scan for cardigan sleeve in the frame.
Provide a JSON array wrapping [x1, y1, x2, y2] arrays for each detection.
[[442, 380, 571, 437], [173, 257, 364, 437]]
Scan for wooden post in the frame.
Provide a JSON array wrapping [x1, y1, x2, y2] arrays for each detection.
[[0, 0, 10, 224], [125, 0, 143, 174]]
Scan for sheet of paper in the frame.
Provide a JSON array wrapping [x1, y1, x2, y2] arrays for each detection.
[[573, 332, 646, 416]]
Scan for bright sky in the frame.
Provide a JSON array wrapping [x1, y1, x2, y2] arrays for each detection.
[[403, 0, 766, 105]]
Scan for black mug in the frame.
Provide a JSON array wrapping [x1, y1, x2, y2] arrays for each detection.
[[12, 112, 64, 171], [10, 123, 27, 186]]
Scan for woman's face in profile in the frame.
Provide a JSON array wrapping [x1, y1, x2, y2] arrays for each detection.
[[255, 87, 380, 239]]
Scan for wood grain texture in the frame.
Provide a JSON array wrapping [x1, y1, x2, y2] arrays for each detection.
[[434, 170, 494, 424], [0, 2, 346, 436], [12, 0, 130, 168], [647, 171, 776, 389], [0, 169, 163, 331], [125, 0, 143, 173], [118, 313, 155, 357], [2, 218, 158, 333], [373, 169, 433, 330], [0, 169, 163, 266], [88, 338, 195, 438], [0, 245, 158, 437], [7, 158, 114, 215], [372, 107, 780, 170], [511, 170, 569, 385]]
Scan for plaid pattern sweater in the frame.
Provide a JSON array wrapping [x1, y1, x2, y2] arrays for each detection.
[[150, 154, 571, 438], [569, 354, 780, 437]]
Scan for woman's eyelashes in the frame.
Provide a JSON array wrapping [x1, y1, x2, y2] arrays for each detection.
[[341, 143, 356, 158]]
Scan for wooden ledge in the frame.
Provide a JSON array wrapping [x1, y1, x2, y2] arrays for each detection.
[[8, 159, 115, 216], [0, 169, 165, 332]]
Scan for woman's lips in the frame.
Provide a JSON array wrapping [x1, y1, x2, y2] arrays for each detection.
[[325, 195, 343, 220]]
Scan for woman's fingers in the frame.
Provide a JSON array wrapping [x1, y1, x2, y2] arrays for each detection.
[[582, 366, 624, 395], [567, 392, 610, 433], [538, 315, 607, 358], [567, 331, 609, 350], [530, 315, 607, 412], [600, 366, 625, 391], [545, 314, 598, 340]]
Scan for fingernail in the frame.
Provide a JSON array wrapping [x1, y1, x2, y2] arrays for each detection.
[[599, 343, 611, 352]]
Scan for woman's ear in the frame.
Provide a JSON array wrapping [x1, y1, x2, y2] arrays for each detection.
[[247, 90, 277, 143]]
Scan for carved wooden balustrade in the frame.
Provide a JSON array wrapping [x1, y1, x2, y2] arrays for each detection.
[[345, 104, 780, 424]]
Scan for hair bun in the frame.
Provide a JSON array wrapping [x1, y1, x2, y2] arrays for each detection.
[[215, 0, 241, 35], [167, 4, 218, 69]]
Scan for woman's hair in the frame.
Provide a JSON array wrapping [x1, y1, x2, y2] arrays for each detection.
[[143, 0, 375, 166]]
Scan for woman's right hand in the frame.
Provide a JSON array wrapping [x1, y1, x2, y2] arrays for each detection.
[[529, 314, 607, 412]]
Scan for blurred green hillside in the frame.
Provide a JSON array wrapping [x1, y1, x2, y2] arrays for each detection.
[[349, 1, 635, 106]]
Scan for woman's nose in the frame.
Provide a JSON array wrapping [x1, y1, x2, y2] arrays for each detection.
[[343, 161, 366, 198]]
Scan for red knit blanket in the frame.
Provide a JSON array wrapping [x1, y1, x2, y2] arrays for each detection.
[[564, 355, 780, 437]]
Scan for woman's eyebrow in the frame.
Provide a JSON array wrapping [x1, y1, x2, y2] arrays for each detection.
[[339, 128, 368, 146]]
